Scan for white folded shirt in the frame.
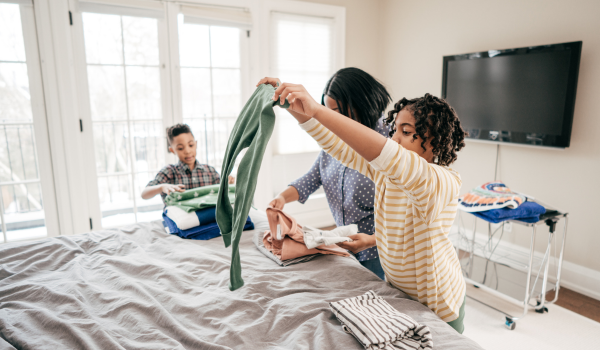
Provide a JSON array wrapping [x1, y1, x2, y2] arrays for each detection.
[[302, 224, 358, 249], [165, 206, 199, 230]]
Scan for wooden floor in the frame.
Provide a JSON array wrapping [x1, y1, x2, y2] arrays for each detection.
[[546, 287, 600, 323]]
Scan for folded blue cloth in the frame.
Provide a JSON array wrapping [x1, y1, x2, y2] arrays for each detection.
[[163, 213, 254, 240], [196, 207, 217, 225], [471, 201, 546, 224]]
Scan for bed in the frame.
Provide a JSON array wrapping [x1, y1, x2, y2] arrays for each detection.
[[0, 209, 482, 349]]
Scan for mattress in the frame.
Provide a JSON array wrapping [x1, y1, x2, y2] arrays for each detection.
[[0, 209, 482, 349]]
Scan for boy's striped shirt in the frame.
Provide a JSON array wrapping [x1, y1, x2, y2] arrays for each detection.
[[300, 118, 465, 322]]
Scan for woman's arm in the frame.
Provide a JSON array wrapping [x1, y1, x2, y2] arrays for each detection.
[[269, 186, 300, 209]]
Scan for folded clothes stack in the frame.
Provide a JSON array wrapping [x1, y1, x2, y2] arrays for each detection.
[[163, 184, 254, 240], [459, 182, 546, 223], [254, 207, 352, 266]]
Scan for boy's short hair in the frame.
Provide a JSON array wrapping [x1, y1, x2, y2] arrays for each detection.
[[166, 123, 194, 147], [385, 93, 467, 166]]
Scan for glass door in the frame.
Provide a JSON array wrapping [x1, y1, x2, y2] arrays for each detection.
[[78, 5, 171, 228], [0, 1, 59, 243]]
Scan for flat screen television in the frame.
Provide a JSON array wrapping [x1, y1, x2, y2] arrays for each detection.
[[442, 41, 582, 148]]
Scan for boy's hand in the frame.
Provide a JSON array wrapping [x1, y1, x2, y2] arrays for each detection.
[[272, 82, 323, 118], [228, 176, 235, 184], [336, 233, 376, 254], [162, 184, 185, 195], [269, 194, 286, 210]]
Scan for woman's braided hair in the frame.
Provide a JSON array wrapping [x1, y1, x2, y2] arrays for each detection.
[[384, 93, 466, 166]]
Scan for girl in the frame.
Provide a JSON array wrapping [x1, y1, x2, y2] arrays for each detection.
[[257, 78, 467, 333], [266, 68, 391, 280]]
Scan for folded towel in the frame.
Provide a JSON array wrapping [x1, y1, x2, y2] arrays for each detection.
[[165, 184, 236, 213], [459, 182, 526, 212], [302, 224, 357, 249], [253, 230, 318, 266], [471, 201, 546, 224], [164, 206, 217, 230], [163, 213, 254, 240], [330, 291, 433, 350]]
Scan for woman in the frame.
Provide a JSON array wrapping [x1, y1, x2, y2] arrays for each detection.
[[267, 67, 391, 280]]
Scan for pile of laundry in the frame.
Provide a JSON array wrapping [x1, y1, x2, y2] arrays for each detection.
[[163, 184, 254, 240], [458, 182, 546, 223], [254, 207, 357, 266]]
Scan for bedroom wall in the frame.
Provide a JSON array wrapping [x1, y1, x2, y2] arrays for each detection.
[[378, 0, 600, 295]]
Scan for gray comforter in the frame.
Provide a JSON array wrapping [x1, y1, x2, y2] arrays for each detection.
[[0, 210, 482, 350]]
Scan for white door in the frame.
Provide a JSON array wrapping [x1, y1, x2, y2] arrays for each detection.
[[0, 0, 59, 243]]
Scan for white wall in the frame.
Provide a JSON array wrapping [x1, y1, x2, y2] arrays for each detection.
[[378, 0, 600, 278]]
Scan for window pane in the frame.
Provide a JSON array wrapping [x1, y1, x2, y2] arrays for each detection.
[[132, 121, 165, 173], [87, 65, 127, 120], [212, 118, 237, 170], [93, 122, 130, 175], [0, 124, 39, 182], [178, 18, 210, 68], [0, 62, 33, 122], [212, 69, 241, 117], [82, 12, 123, 65], [210, 26, 240, 68], [126, 66, 161, 120], [122, 16, 159, 66], [181, 68, 212, 118], [0, 4, 26, 62], [1, 184, 46, 242], [98, 174, 135, 227]]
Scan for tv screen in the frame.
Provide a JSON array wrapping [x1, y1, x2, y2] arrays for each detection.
[[442, 41, 581, 148]]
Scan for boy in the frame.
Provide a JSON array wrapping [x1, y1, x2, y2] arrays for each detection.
[[141, 123, 234, 203], [259, 77, 467, 333]]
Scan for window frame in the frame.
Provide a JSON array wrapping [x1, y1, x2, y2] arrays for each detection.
[[0, 0, 61, 242]]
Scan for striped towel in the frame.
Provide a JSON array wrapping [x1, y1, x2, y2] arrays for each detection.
[[329, 291, 433, 350]]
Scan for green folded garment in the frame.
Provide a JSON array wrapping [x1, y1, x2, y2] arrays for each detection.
[[165, 184, 236, 213]]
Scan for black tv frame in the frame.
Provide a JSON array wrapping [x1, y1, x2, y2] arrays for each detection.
[[442, 41, 582, 149]]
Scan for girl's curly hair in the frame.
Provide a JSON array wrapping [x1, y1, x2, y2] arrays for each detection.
[[385, 93, 466, 166]]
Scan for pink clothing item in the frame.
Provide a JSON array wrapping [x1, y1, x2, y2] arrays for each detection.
[[262, 207, 349, 260]]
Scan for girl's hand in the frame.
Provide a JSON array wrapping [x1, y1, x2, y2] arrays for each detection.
[[336, 233, 376, 254], [268, 194, 286, 210], [273, 82, 323, 118], [162, 184, 185, 195], [228, 176, 235, 184], [256, 77, 281, 88]]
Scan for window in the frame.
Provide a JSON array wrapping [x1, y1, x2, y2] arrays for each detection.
[[0, 1, 58, 242], [270, 12, 336, 154], [79, 6, 169, 228], [177, 12, 248, 170]]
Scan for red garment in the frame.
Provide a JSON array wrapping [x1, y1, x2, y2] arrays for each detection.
[[263, 207, 349, 260]]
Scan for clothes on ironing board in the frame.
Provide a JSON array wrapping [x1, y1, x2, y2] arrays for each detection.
[[165, 184, 236, 213], [329, 291, 433, 350], [302, 224, 357, 249], [471, 201, 546, 224], [163, 213, 254, 240], [216, 84, 290, 291], [252, 231, 318, 267], [459, 182, 526, 212], [164, 206, 217, 231], [262, 207, 349, 261]]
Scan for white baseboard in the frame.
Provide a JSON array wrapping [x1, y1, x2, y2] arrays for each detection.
[[452, 225, 600, 301]]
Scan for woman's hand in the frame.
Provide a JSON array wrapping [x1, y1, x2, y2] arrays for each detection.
[[228, 176, 235, 184], [337, 233, 377, 254], [162, 184, 185, 195], [272, 82, 323, 118], [269, 194, 286, 210]]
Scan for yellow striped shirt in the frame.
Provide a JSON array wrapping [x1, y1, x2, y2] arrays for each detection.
[[300, 118, 466, 322]]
